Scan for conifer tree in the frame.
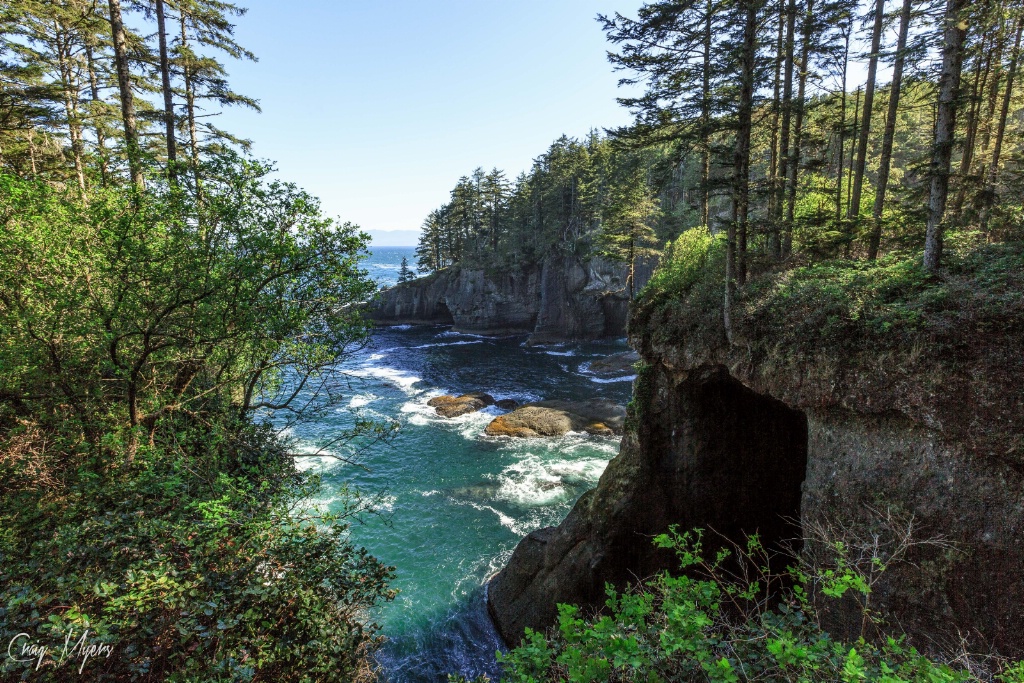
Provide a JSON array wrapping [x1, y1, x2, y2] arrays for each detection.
[[397, 256, 414, 284]]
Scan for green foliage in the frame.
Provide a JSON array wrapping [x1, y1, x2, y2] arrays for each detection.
[[0, 159, 395, 681], [414, 135, 684, 276], [497, 528, 1017, 682], [642, 226, 722, 302]]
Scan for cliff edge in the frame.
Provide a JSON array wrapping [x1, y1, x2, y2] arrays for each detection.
[[487, 239, 1024, 656]]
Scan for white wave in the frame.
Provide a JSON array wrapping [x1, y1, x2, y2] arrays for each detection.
[[588, 375, 637, 384], [409, 340, 484, 350], [420, 490, 440, 497], [376, 494, 397, 513], [347, 365, 422, 392], [456, 406, 501, 440], [390, 324, 413, 331], [488, 390, 541, 404], [494, 458, 565, 507], [292, 454, 336, 473], [547, 457, 611, 484], [348, 393, 377, 408], [491, 451, 611, 507], [458, 499, 532, 536], [542, 349, 577, 357], [436, 330, 494, 339]]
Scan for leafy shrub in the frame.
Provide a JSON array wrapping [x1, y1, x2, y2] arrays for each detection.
[[642, 226, 723, 303], [491, 526, 1023, 683]]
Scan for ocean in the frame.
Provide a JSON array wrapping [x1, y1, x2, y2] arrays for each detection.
[[286, 245, 634, 681]]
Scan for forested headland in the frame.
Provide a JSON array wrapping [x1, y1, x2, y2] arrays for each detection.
[[416, 0, 1024, 319], [0, 1, 395, 680], [451, 0, 1024, 679]]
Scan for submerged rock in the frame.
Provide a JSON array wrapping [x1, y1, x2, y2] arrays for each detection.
[[587, 350, 640, 378], [427, 392, 495, 418], [484, 400, 626, 438]]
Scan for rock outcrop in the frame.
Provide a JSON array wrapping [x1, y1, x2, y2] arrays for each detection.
[[427, 392, 495, 418], [586, 350, 640, 378], [488, 251, 1024, 656], [484, 400, 626, 438], [369, 255, 656, 343]]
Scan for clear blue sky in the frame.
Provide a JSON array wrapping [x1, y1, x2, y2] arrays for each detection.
[[215, 1, 642, 241]]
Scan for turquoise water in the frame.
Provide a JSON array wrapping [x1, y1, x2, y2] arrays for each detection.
[[286, 246, 634, 681]]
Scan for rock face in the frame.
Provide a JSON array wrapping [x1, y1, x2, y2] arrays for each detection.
[[487, 366, 808, 644], [484, 400, 626, 438], [368, 255, 656, 343], [488, 285, 1024, 656], [427, 392, 495, 418]]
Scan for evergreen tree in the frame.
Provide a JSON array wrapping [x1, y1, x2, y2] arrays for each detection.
[[397, 256, 415, 283]]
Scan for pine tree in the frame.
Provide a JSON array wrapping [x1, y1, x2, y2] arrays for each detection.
[[397, 256, 414, 284]]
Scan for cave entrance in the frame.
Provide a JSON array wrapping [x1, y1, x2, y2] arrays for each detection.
[[434, 301, 455, 325], [672, 366, 808, 559], [618, 365, 809, 582]]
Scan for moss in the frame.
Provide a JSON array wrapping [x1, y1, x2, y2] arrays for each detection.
[[625, 361, 655, 432]]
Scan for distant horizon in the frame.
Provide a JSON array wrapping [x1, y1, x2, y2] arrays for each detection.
[[365, 229, 422, 248]]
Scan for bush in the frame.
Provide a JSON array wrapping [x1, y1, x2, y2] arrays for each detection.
[[0, 159, 396, 681], [493, 523, 1024, 683]]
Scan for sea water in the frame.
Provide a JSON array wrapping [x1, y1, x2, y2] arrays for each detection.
[[286, 246, 634, 681]]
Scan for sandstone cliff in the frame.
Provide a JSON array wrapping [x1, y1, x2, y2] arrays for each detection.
[[368, 255, 656, 343], [487, 244, 1024, 657]]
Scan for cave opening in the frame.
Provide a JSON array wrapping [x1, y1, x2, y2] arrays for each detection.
[[612, 365, 810, 586], [434, 301, 455, 325]]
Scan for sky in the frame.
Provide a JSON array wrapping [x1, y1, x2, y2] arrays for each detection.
[[214, 1, 644, 244]]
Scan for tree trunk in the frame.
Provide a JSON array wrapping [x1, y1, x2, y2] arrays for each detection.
[[836, 28, 850, 223], [847, 87, 860, 216], [155, 0, 177, 183], [868, 0, 912, 260], [768, 0, 786, 255], [735, 0, 758, 285], [777, 0, 798, 229], [849, 0, 886, 229], [85, 45, 109, 187], [784, 0, 813, 256], [701, 0, 713, 227], [726, 0, 760, 339], [770, 0, 782, 250], [982, 16, 1023, 229], [952, 26, 993, 216], [923, 0, 968, 273], [107, 0, 144, 189], [980, 8, 1006, 159], [180, 14, 203, 200], [54, 24, 87, 195]]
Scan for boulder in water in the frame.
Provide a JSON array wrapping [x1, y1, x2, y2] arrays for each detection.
[[495, 399, 519, 411], [427, 392, 495, 418], [484, 399, 626, 438]]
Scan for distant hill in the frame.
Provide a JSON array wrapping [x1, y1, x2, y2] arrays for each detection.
[[366, 229, 420, 247]]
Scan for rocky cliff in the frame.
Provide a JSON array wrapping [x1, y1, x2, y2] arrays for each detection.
[[487, 244, 1024, 657], [368, 255, 656, 343]]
